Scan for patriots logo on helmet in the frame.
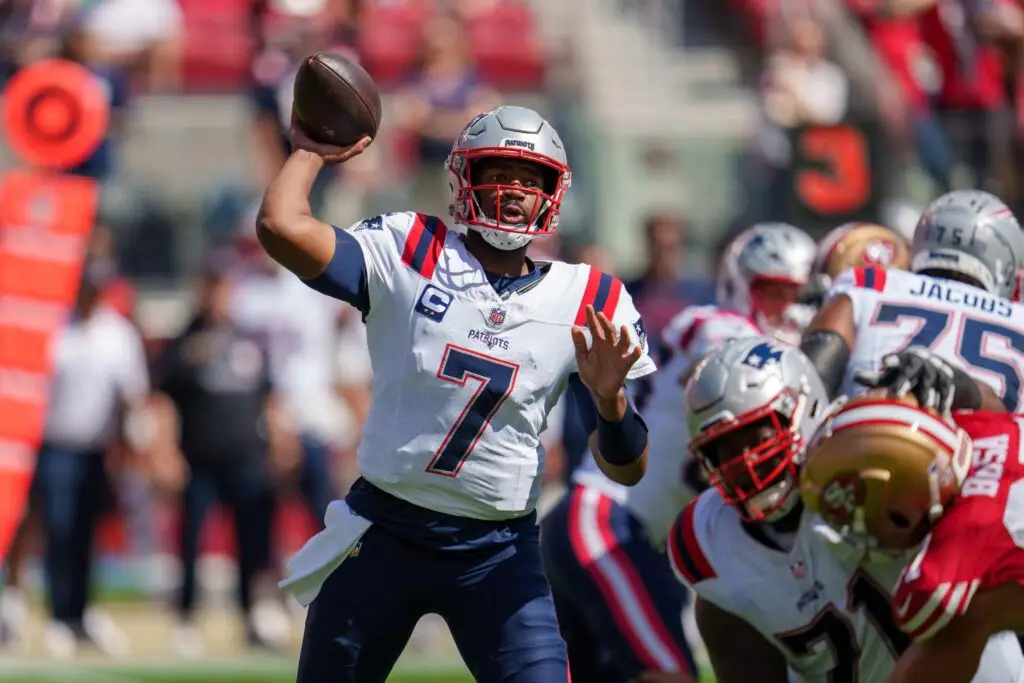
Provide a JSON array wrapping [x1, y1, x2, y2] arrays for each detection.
[[742, 342, 784, 369], [746, 233, 781, 260]]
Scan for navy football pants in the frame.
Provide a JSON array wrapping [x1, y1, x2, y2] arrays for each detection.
[[297, 523, 569, 683], [541, 485, 698, 683]]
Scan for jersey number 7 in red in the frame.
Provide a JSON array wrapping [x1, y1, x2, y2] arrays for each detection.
[[425, 344, 520, 477]]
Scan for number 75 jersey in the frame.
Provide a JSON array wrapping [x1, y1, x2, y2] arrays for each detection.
[[349, 212, 655, 520], [830, 266, 1024, 411]]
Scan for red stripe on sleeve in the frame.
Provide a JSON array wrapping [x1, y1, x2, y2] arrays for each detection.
[[872, 267, 888, 292], [574, 267, 602, 326], [679, 499, 716, 581], [420, 218, 448, 279], [400, 214, 427, 270], [853, 267, 867, 289], [603, 277, 623, 321]]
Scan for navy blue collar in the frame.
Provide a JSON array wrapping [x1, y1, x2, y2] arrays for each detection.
[[485, 259, 549, 298]]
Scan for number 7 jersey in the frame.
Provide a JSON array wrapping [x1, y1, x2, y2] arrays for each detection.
[[348, 212, 655, 520], [830, 266, 1024, 411]]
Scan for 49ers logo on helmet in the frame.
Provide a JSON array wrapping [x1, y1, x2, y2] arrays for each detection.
[[862, 239, 897, 267], [819, 473, 865, 527]]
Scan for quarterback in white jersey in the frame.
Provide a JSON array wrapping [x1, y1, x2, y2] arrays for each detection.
[[541, 224, 815, 683], [803, 190, 1024, 413], [668, 337, 1024, 683], [258, 105, 654, 683]]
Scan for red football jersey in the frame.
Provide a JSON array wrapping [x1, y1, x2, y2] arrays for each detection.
[[892, 411, 1024, 640]]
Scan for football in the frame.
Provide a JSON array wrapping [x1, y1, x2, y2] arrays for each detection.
[[292, 51, 382, 147]]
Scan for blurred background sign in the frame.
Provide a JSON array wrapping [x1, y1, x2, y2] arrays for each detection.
[[0, 57, 105, 558], [785, 122, 885, 234]]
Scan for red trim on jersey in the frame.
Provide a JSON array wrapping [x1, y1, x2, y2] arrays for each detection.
[[400, 213, 447, 279], [667, 499, 716, 584], [852, 266, 887, 291], [677, 317, 707, 354], [567, 488, 693, 673], [604, 277, 623, 322], [574, 268, 624, 326]]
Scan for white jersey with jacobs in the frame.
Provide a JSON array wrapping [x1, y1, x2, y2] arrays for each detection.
[[573, 304, 761, 545], [829, 266, 1024, 411], [668, 491, 1024, 683], [334, 212, 655, 520]]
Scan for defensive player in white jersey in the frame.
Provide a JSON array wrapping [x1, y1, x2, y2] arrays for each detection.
[[539, 223, 815, 683], [802, 189, 1024, 412], [667, 337, 1024, 683], [257, 105, 656, 683]]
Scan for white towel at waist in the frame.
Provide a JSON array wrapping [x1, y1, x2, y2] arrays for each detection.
[[279, 500, 372, 606]]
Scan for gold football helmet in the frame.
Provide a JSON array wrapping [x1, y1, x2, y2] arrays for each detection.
[[801, 394, 972, 551], [813, 222, 911, 279]]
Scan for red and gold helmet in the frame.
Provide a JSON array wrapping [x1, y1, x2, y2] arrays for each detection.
[[801, 394, 972, 551], [813, 223, 911, 280]]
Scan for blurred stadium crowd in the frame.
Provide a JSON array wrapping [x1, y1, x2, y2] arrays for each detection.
[[1, 0, 1023, 663]]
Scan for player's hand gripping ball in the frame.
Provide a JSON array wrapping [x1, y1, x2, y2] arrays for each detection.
[[290, 51, 382, 165]]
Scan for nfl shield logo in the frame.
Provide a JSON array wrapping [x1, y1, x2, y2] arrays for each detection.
[[488, 307, 506, 327]]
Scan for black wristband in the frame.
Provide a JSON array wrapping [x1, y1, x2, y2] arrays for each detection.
[[597, 400, 649, 466]]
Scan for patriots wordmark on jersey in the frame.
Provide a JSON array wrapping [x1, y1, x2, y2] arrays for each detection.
[[574, 304, 761, 545], [829, 266, 1024, 411], [893, 412, 1024, 642], [328, 211, 655, 520]]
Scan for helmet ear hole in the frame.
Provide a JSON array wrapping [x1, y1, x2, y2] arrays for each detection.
[[541, 166, 559, 195], [888, 511, 911, 529]]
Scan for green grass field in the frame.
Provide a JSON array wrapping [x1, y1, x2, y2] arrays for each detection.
[[0, 660, 472, 683], [0, 659, 718, 682], [0, 663, 716, 683]]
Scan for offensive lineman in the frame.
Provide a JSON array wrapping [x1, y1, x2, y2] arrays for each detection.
[[539, 223, 815, 683], [258, 105, 655, 682], [802, 189, 1024, 412], [801, 395, 1024, 683], [667, 337, 1024, 683]]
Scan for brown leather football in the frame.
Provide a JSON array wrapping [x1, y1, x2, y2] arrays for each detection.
[[292, 51, 382, 147]]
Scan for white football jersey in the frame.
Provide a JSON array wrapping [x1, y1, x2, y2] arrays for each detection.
[[574, 305, 761, 544], [831, 266, 1024, 411], [670, 490, 1024, 683], [349, 212, 655, 520]]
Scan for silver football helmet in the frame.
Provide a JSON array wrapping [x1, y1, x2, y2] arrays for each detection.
[[717, 223, 817, 342], [911, 189, 1024, 300], [446, 106, 571, 251], [685, 336, 829, 522]]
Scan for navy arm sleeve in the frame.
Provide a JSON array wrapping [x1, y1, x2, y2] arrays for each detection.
[[568, 373, 599, 434], [304, 227, 371, 315], [568, 373, 649, 466]]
